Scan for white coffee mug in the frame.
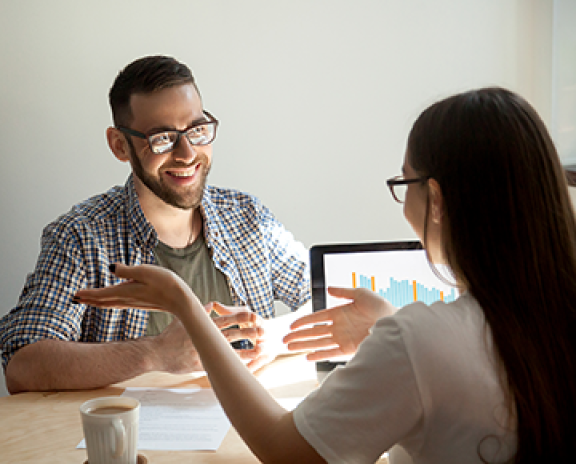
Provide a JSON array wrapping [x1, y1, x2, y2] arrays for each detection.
[[80, 396, 140, 464]]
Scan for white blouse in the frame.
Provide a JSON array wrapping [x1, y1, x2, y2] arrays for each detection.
[[293, 293, 516, 464]]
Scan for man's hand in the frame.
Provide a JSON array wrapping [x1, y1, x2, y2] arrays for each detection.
[[209, 302, 281, 372], [283, 287, 396, 361], [149, 318, 204, 373], [147, 310, 265, 374]]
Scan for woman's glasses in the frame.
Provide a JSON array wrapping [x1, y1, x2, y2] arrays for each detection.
[[386, 175, 430, 203]]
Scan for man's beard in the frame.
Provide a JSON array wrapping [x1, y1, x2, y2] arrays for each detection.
[[127, 140, 210, 210]]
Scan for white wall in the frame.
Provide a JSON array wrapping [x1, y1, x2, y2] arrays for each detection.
[[551, 0, 576, 164], [0, 0, 554, 397]]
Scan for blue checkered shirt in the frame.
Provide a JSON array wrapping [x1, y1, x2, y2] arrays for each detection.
[[0, 175, 310, 369]]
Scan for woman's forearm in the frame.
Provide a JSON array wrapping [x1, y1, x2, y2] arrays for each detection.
[[175, 293, 323, 463]]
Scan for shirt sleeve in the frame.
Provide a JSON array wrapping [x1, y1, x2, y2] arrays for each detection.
[[260, 203, 310, 311], [292, 317, 424, 464], [0, 219, 88, 369]]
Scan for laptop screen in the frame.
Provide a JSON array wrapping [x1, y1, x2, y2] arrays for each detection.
[[310, 241, 458, 369]]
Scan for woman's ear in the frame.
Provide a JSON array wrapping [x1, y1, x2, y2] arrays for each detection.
[[106, 127, 131, 163], [428, 178, 444, 224]]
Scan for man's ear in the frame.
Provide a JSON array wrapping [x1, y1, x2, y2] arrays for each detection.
[[428, 178, 444, 224], [106, 127, 131, 163]]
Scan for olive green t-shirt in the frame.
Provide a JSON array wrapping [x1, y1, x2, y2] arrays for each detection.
[[146, 233, 233, 335]]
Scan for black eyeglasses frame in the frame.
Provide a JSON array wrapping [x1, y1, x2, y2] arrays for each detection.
[[386, 175, 431, 203], [117, 110, 219, 155]]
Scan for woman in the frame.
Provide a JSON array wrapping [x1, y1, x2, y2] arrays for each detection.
[[75, 88, 576, 463]]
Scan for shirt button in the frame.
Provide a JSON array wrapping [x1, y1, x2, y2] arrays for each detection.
[[219, 260, 226, 267]]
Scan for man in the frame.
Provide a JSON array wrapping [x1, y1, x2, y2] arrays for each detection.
[[0, 55, 310, 394]]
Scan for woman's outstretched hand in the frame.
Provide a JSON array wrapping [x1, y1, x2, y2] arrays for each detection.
[[283, 287, 396, 361], [74, 263, 195, 313]]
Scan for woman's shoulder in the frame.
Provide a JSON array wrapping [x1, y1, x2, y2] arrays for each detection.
[[370, 293, 490, 374]]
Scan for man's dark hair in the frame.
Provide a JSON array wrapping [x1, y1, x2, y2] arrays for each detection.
[[109, 55, 199, 127]]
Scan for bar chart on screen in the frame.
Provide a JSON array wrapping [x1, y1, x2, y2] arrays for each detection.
[[353, 273, 457, 307], [324, 248, 458, 309]]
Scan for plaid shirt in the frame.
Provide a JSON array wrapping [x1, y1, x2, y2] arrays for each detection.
[[0, 175, 310, 369]]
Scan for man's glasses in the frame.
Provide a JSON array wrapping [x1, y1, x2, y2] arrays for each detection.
[[386, 175, 430, 203], [117, 111, 219, 155]]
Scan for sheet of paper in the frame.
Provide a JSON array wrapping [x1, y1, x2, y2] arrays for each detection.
[[127, 387, 232, 451], [78, 387, 231, 451]]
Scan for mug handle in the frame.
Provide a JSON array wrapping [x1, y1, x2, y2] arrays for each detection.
[[112, 418, 126, 457]]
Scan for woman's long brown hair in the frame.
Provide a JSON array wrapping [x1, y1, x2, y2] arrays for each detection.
[[408, 88, 576, 462]]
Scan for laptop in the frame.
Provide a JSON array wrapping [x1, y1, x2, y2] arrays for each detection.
[[310, 240, 458, 372]]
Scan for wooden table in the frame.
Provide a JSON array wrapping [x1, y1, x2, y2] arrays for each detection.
[[0, 354, 388, 463]]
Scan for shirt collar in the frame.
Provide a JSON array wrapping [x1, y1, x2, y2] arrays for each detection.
[[125, 174, 158, 249], [200, 186, 243, 241]]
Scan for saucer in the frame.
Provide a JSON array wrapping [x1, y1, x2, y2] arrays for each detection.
[[84, 454, 148, 464]]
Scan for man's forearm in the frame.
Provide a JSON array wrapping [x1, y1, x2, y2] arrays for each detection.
[[5, 337, 157, 394]]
